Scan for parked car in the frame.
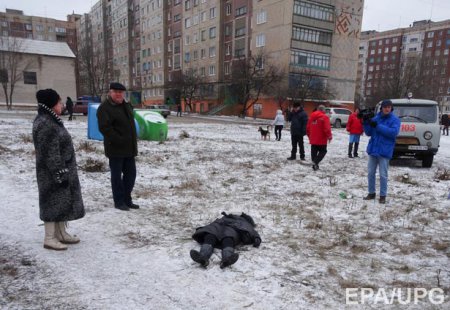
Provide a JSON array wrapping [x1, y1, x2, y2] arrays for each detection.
[[375, 98, 441, 168], [325, 107, 353, 128], [73, 96, 101, 115], [144, 105, 171, 118]]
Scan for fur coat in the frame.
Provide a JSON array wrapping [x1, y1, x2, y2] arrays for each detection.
[[32, 107, 85, 222]]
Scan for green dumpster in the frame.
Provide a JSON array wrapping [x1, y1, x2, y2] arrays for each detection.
[[134, 110, 168, 141]]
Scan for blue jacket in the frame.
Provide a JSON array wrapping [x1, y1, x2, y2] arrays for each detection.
[[363, 111, 400, 159]]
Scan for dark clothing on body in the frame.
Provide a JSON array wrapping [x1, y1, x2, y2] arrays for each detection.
[[288, 108, 308, 159]]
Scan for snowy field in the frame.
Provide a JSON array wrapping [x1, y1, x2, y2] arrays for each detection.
[[1, 112, 450, 309]]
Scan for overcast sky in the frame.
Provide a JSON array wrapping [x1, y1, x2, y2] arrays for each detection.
[[2, 0, 450, 33]]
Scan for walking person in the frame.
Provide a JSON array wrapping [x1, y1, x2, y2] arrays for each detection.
[[97, 82, 139, 211], [33, 89, 85, 250], [306, 105, 332, 170], [177, 103, 182, 117], [272, 109, 285, 141], [287, 102, 308, 160], [346, 107, 364, 158], [363, 99, 400, 204], [66, 97, 74, 121], [441, 114, 449, 136]]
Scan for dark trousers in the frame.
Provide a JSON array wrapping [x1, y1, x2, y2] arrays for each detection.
[[291, 134, 305, 159], [203, 233, 234, 248], [311, 145, 327, 165], [443, 126, 449, 136], [274, 125, 283, 141], [109, 157, 136, 206]]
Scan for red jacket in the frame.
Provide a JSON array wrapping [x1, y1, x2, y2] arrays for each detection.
[[306, 110, 332, 145], [346, 112, 364, 135]]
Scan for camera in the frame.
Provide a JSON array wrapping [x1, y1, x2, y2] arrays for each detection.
[[357, 109, 375, 121]]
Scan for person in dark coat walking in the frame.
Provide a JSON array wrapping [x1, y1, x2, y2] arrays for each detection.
[[190, 212, 261, 268], [33, 89, 85, 251], [287, 101, 308, 160], [176, 103, 182, 117], [441, 114, 449, 136], [66, 97, 74, 121], [97, 82, 139, 211]]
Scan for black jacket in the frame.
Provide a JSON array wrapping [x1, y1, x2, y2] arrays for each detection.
[[289, 108, 308, 136], [97, 96, 137, 158], [193, 213, 261, 248]]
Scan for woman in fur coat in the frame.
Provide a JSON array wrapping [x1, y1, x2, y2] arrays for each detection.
[[32, 89, 85, 250]]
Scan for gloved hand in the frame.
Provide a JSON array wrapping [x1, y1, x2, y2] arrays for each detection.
[[55, 168, 69, 187], [370, 120, 377, 128], [253, 237, 261, 248]]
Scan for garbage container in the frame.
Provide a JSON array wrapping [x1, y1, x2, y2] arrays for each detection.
[[134, 110, 168, 141], [88, 103, 140, 141], [87, 103, 103, 141]]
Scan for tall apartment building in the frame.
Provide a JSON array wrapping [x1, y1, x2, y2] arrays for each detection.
[[357, 19, 450, 112], [250, 0, 363, 116]]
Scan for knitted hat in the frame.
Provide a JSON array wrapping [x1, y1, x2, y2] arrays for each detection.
[[36, 89, 60, 108], [381, 99, 393, 107]]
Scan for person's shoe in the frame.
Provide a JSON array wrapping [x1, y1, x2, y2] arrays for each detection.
[[220, 247, 239, 269], [312, 164, 319, 171], [300, 157, 306, 161], [44, 222, 68, 251], [127, 203, 140, 209], [55, 222, 80, 244], [379, 196, 386, 204], [353, 154, 359, 158], [190, 244, 213, 267], [348, 154, 353, 158], [287, 157, 296, 160], [115, 204, 130, 211], [363, 193, 376, 200]]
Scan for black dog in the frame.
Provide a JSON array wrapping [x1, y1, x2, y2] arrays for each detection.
[[258, 126, 271, 140]]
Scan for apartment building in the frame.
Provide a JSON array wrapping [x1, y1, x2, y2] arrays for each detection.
[[250, 0, 363, 116], [357, 19, 450, 112]]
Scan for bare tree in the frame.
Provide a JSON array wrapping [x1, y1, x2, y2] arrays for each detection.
[[77, 41, 109, 98], [171, 68, 205, 112], [229, 50, 283, 117], [287, 68, 335, 105], [0, 36, 34, 110]]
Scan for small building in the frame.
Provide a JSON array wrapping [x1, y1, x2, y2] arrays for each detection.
[[0, 37, 76, 104]]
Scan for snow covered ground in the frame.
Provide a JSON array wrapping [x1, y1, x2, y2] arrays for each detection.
[[1, 112, 449, 309]]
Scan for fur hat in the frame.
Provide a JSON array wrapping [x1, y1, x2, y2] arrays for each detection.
[[110, 82, 126, 91], [317, 105, 326, 111], [36, 89, 60, 108]]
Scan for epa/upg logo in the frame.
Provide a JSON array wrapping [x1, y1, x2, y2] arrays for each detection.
[[345, 288, 445, 305]]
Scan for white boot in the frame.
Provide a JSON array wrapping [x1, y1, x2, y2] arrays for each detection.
[[55, 222, 80, 244], [44, 222, 68, 251]]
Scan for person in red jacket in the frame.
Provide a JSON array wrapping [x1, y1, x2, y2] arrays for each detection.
[[346, 107, 364, 158], [306, 105, 332, 171]]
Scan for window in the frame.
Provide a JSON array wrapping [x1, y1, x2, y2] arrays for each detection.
[[224, 62, 230, 75], [427, 41, 433, 48], [209, 27, 216, 39], [427, 31, 434, 38], [23, 72, 37, 84], [200, 67, 205, 76], [201, 11, 206, 22], [25, 24, 32, 30], [290, 49, 330, 70], [201, 48, 206, 58], [256, 10, 267, 24], [36, 25, 43, 31], [185, 0, 190, 10], [209, 46, 216, 57], [384, 47, 389, 53], [235, 26, 245, 37], [225, 24, 232, 36], [256, 34, 265, 47], [185, 17, 191, 28], [292, 26, 332, 45], [293, 0, 334, 22], [236, 6, 247, 17], [225, 44, 231, 55], [184, 52, 190, 63], [174, 14, 181, 22], [392, 46, 397, 52], [201, 30, 206, 41], [209, 65, 215, 75], [210, 7, 216, 19], [226, 3, 232, 16]]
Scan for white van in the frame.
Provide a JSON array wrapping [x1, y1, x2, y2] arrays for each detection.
[[376, 99, 441, 167]]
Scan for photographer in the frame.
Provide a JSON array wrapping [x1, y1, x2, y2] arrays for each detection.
[[346, 107, 364, 158], [363, 100, 400, 204]]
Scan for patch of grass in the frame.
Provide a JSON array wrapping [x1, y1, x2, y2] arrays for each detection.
[[123, 231, 153, 248], [19, 133, 33, 143], [432, 241, 449, 251], [81, 158, 107, 172], [77, 141, 96, 152], [434, 168, 450, 181], [179, 130, 190, 139], [339, 278, 377, 290]]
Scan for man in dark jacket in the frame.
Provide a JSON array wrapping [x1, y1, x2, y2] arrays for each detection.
[[65, 97, 74, 121], [190, 212, 261, 269], [441, 114, 449, 136], [97, 82, 138, 211], [363, 99, 400, 204], [287, 101, 308, 160]]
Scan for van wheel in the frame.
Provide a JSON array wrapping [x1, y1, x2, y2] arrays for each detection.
[[422, 155, 434, 168], [334, 119, 342, 128]]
